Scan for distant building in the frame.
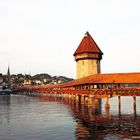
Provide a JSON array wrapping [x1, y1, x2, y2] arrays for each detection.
[[23, 79, 32, 85], [0, 75, 3, 89], [0, 75, 3, 84], [32, 80, 43, 85], [23, 74, 32, 85]]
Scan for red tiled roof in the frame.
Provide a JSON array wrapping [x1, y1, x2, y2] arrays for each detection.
[[74, 32, 103, 56], [35, 72, 140, 89], [68, 72, 140, 86]]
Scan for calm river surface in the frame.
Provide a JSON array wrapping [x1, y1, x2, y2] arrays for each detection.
[[0, 94, 140, 140]]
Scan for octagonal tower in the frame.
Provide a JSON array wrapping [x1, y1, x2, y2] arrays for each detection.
[[74, 32, 103, 79]]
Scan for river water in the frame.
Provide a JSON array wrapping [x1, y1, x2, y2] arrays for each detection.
[[0, 94, 140, 140]]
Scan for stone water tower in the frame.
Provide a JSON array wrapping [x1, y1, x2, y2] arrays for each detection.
[[74, 32, 103, 79]]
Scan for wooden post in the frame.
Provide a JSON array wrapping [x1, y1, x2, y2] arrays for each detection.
[[75, 95, 79, 102], [93, 98, 99, 109], [81, 95, 85, 104], [105, 97, 110, 108], [81, 103, 85, 116], [88, 106, 94, 121], [133, 96, 137, 118], [71, 94, 75, 101], [68, 94, 71, 99], [84, 96, 88, 105], [118, 96, 121, 115], [87, 95, 93, 106]]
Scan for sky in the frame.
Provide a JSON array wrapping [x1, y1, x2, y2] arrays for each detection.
[[0, 0, 140, 78]]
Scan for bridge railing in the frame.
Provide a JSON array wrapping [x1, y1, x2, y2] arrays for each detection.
[[13, 86, 140, 97]]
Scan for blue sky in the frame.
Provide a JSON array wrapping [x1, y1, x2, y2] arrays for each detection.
[[0, 0, 140, 78]]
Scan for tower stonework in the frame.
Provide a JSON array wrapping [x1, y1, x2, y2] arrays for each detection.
[[74, 32, 103, 79]]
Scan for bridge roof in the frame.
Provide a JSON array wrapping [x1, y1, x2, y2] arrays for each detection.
[[56, 72, 140, 88], [33, 72, 140, 89], [73, 32, 103, 56], [72, 72, 140, 86]]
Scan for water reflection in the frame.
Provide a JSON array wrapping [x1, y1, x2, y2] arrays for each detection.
[[40, 96, 140, 139], [0, 95, 11, 125], [0, 95, 11, 105], [0, 95, 76, 140], [0, 95, 140, 140]]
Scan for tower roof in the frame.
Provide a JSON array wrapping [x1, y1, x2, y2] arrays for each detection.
[[74, 32, 103, 56]]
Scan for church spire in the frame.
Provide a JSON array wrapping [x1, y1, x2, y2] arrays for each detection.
[[7, 65, 11, 89], [7, 65, 10, 77]]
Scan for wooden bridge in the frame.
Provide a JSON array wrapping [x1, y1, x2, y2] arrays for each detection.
[[13, 72, 140, 111]]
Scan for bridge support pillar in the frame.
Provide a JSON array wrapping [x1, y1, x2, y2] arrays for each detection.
[[65, 94, 67, 98], [118, 96, 121, 115], [81, 95, 85, 104], [65, 94, 69, 103], [84, 96, 88, 104], [93, 98, 99, 109], [105, 97, 110, 108], [87, 95, 93, 106], [62, 93, 64, 98], [66, 94, 69, 98], [71, 94, 75, 100], [133, 96, 136, 117], [75, 95, 79, 102], [68, 94, 72, 99], [59, 93, 61, 97]]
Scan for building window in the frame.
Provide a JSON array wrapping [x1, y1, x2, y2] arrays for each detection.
[[82, 61, 84, 65]]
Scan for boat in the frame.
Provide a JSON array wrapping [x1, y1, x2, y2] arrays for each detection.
[[0, 87, 12, 95]]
